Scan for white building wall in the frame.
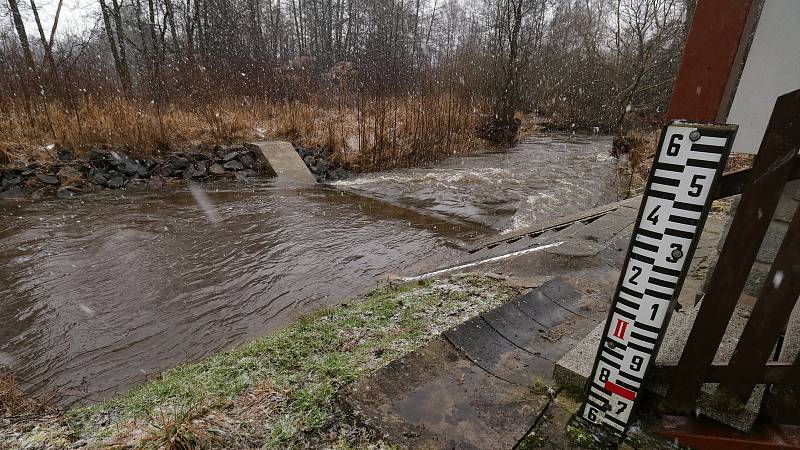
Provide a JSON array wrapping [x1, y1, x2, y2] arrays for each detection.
[[721, 0, 800, 364], [726, 0, 800, 154]]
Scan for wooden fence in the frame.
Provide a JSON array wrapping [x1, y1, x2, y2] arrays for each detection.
[[659, 89, 800, 423]]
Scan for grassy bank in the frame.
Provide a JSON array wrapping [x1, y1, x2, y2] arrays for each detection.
[[1, 274, 520, 449]]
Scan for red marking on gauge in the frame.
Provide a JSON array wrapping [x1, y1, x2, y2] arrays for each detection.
[[613, 319, 629, 339], [605, 381, 637, 401]]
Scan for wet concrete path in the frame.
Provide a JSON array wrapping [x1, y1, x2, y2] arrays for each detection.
[[343, 201, 640, 449]]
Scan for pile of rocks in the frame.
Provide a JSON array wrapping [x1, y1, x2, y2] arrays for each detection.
[[294, 146, 350, 182], [0, 145, 271, 199]]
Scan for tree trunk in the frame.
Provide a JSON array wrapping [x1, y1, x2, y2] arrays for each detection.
[[164, 0, 182, 52], [110, 0, 132, 91], [28, 0, 56, 71], [7, 0, 36, 73], [46, 0, 64, 66], [99, 0, 131, 92]]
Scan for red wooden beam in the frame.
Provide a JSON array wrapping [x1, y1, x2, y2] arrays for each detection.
[[651, 416, 800, 449], [665, 0, 757, 122]]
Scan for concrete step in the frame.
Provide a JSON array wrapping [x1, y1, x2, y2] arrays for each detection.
[[254, 141, 317, 183], [547, 208, 636, 258], [467, 196, 642, 253]]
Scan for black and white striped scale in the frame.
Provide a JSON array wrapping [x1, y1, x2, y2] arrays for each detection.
[[580, 122, 737, 435]]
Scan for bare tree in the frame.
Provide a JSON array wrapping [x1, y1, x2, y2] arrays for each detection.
[[6, 0, 36, 71], [98, 0, 131, 91], [0, 0, 694, 145]]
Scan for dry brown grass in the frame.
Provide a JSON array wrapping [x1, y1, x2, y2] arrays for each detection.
[[0, 370, 57, 418], [725, 152, 754, 173], [0, 93, 487, 173], [0, 97, 254, 156], [615, 129, 659, 197], [139, 403, 218, 450], [516, 112, 546, 141], [107, 382, 281, 449], [616, 129, 756, 198], [346, 94, 481, 171], [0, 142, 53, 167]]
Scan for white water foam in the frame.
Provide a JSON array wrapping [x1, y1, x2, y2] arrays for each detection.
[[503, 192, 559, 233], [401, 241, 564, 282], [332, 168, 517, 187]]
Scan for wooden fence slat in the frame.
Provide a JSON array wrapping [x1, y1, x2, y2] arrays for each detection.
[[664, 89, 800, 412], [714, 158, 800, 199], [766, 352, 800, 424], [652, 361, 793, 384], [786, 356, 800, 388], [717, 204, 800, 404]]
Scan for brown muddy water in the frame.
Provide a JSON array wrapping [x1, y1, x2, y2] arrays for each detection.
[[0, 134, 619, 403], [334, 135, 620, 231]]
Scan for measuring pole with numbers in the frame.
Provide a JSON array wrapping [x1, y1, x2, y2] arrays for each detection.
[[579, 121, 737, 436]]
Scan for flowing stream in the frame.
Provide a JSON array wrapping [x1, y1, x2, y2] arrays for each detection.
[[0, 134, 619, 403], [333, 135, 620, 231]]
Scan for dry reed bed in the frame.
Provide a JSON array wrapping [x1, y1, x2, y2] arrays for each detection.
[[0, 94, 484, 173]]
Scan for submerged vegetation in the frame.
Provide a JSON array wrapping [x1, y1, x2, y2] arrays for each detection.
[[0, 370, 57, 419], [1, 274, 520, 449]]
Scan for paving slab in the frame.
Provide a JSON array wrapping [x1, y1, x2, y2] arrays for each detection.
[[534, 394, 580, 450], [538, 277, 583, 308], [547, 209, 638, 258], [445, 317, 554, 386], [469, 196, 642, 253], [482, 301, 579, 362], [343, 337, 549, 449], [514, 286, 573, 329], [344, 278, 609, 449]]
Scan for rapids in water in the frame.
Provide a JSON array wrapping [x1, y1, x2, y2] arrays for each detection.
[[0, 134, 619, 402]]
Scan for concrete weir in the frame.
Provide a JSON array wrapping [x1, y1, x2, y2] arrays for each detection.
[[253, 141, 316, 183]]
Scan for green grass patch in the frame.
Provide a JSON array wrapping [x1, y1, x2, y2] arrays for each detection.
[[61, 274, 518, 448]]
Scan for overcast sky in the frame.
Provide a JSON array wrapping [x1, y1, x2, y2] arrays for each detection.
[[16, 0, 98, 39]]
